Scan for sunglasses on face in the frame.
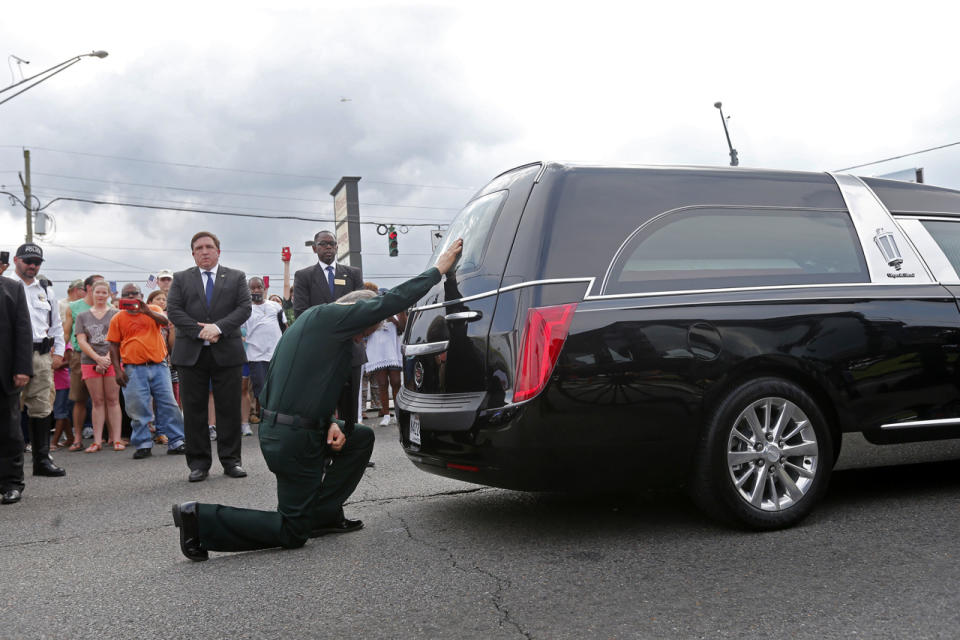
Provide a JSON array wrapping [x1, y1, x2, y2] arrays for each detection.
[[21, 258, 42, 266], [122, 291, 141, 298]]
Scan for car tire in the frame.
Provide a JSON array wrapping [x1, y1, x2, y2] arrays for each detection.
[[690, 377, 834, 530]]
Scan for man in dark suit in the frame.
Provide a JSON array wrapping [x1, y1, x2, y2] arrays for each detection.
[[166, 231, 252, 483], [293, 230, 366, 428], [0, 272, 34, 504]]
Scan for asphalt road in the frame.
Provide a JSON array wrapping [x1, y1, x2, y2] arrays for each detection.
[[3, 421, 959, 640]]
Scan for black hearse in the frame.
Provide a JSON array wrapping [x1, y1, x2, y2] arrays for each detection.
[[397, 162, 960, 529]]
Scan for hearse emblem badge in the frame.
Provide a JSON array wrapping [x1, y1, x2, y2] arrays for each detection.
[[414, 361, 424, 389]]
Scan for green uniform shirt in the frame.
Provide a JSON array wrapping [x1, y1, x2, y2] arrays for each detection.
[[259, 267, 440, 427]]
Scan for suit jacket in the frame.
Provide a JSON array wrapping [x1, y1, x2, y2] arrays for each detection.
[[0, 277, 33, 395], [293, 261, 366, 365], [166, 265, 252, 367]]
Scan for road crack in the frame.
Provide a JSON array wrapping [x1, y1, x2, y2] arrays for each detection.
[[386, 505, 532, 639]]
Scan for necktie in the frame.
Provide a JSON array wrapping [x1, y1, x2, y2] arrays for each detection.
[[204, 271, 214, 305], [326, 265, 335, 296]]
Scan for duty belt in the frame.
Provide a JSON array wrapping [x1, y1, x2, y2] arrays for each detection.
[[32, 337, 53, 355], [260, 409, 322, 429]]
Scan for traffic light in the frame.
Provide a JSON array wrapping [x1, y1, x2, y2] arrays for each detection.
[[388, 225, 398, 257]]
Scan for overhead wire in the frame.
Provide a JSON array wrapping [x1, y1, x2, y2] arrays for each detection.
[[36, 195, 452, 226], [833, 140, 960, 172]]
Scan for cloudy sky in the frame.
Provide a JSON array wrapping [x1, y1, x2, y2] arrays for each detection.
[[2, 0, 959, 296]]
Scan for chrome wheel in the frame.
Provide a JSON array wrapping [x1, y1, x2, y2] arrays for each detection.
[[726, 396, 819, 512]]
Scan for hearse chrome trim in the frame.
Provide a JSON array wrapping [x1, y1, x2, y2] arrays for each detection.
[[828, 173, 934, 283], [578, 293, 953, 313], [600, 204, 851, 294], [584, 281, 941, 302], [402, 341, 449, 356], [880, 418, 960, 430], [411, 277, 953, 313], [411, 277, 595, 311], [444, 311, 483, 322]]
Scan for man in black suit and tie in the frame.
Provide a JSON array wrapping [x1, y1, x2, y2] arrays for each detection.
[[167, 231, 252, 483], [0, 271, 34, 504], [293, 230, 366, 428]]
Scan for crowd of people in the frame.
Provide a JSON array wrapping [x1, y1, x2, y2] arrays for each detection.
[[1, 230, 426, 509], [2, 230, 463, 565]]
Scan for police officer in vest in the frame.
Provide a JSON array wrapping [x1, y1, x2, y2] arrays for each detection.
[[5, 244, 67, 477]]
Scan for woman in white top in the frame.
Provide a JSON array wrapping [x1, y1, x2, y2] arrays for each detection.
[[362, 282, 406, 426]]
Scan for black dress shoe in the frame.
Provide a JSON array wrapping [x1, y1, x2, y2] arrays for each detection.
[[167, 445, 186, 455], [1, 489, 22, 504], [171, 502, 208, 562], [132, 448, 152, 459], [188, 469, 209, 483], [309, 517, 363, 538], [33, 459, 66, 477], [224, 465, 247, 478]]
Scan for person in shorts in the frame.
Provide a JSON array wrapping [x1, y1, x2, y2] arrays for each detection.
[[74, 281, 122, 452], [63, 274, 104, 449], [49, 345, 74, 450]]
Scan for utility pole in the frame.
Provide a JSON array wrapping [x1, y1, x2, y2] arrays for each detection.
[[20, 148, 32, 243]]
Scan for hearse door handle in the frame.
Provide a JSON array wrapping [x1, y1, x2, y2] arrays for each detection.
[[444, 311, 482, 322], [402, 341, 449, 356]]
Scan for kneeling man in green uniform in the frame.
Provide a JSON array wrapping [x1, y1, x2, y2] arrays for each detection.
[[172, 239, 463, 561]]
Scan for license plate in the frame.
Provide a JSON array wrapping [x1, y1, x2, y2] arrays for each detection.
[[409, 413, 421, 445]]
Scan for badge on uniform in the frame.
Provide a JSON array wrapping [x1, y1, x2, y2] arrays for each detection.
[[334, 278, 346, 285]]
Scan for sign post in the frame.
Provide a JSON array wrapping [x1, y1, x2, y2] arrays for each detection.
[[331, 176, 363, 271]]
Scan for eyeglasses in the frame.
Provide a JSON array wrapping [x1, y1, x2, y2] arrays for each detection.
[[21, 258, 42, 266], [316, 241, 337, 247]]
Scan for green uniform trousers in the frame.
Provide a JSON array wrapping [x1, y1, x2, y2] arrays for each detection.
[[196, 416, 374, 551]]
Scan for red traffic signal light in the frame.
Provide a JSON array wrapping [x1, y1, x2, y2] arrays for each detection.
[[388, 226, 399, 257]]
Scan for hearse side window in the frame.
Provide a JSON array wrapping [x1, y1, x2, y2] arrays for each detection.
[[919, 220, 960, 274], [430, 190, 508, 275], [605, 208, 869, 294]]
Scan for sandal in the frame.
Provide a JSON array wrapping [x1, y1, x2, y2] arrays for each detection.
[[113, 442, 126, 451], [68, 442, 85, 452], [84, 442, 102, 453]]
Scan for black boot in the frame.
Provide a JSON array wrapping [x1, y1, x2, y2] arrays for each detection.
[[31, 415, 65, 477]]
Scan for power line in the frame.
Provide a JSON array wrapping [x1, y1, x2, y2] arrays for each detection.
[[41, 195, 452, 226], [834, 140, 960, 172], [33, 171, 460, 211], [42, 243, 433, 257], [30, 186, 456, 225], [0, 144, 476, 191]]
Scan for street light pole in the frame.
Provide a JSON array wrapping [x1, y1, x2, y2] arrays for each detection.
[[0, 50, 108, 107], [713, 101, 739, 167]]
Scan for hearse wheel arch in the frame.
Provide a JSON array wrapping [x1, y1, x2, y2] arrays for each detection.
[[690, 377, 835, 530]]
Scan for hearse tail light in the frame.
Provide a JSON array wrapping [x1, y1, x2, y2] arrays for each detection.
[[874, 228, 903, 271], [513, 303, 578, 403]]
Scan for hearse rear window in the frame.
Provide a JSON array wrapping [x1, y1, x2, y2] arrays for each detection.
[[919, 220, 960, 274], [430, 190, 507, 275], [605, 208, 869, 294]]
